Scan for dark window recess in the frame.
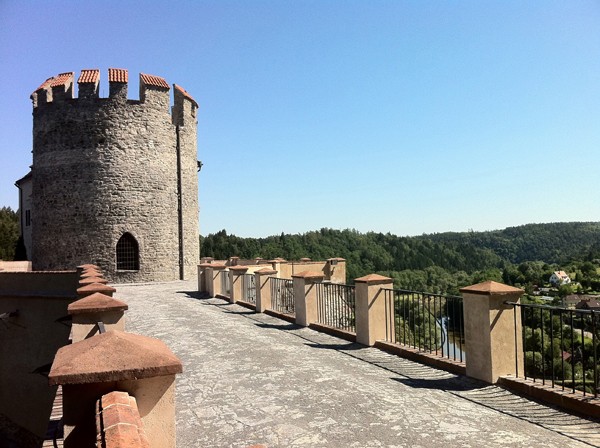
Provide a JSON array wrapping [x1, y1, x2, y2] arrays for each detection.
[[116, 233, 139, 271], [25, 210, 31, 227]]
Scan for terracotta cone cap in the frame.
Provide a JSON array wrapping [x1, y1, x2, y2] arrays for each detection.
[[460, 280, 524, 296], [77, 264, 100, 270], [255, 268, 277, 275], [48, 330, 183, 385], [354, 273, 392, 284], [77, 283, 117, 296], [68, 292, 128, 315], [79, 276, 109, 285], [80, 270, 103, 278]]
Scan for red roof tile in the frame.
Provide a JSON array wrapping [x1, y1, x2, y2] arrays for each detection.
[[140, 73, 169, 89], [78, 69, 100, 84], [50, 72, 74, 88], [174, 84, 198, 107], [33, 77, 54, 94], [109, 68, 128, 83]]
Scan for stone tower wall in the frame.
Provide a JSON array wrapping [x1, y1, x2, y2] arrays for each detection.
[[30, 69, 200, 282]]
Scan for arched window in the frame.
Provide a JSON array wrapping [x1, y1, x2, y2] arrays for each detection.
[[116, 233, 139, 271]]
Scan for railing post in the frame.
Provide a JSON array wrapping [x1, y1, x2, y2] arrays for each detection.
[[229, 266, 249, 304], [292, 271, 324, 327], [197, 262, 212, 293], [48, 331, 182, 448], [354, 274, 393, 346], [255, 268, 277, 313], [460, 281, 524, 383], [207, 263, 227, 298], [68, 293, 128, 343]]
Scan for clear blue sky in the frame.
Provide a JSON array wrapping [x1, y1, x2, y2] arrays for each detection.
[[1, 1, 599, 238]]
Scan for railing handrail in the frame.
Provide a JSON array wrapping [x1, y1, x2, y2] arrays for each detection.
[[505, 300, 599, 315], [383, 287, 461, 301]]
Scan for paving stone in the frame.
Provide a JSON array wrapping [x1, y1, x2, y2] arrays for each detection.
[[119, 280, 600, 448]]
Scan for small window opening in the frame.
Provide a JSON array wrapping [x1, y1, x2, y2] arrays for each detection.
[[116, 233, 139, 271], [25, 210, 31, 227]]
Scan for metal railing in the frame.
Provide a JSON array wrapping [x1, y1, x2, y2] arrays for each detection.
[[316, 283, 356, 333], [270, 277, 295, 315], [383, 289, 465, 363], [220, 270, 231, 298], [505, 301, 599, 398], [242, 273, 256, 304]]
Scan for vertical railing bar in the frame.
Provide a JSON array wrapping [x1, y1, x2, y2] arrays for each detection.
[[540, 307, 545, 385], [434, 296, 438, 356], [582, 312, 587, 396], [560, 309, 565, 391], [550, 308, 555, 388], [570, 310, 575, 393], [592, 310, 597, 399], [513, 303, 518, 378]]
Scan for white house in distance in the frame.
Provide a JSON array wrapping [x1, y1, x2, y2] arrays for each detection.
[[549, 270, 571, 286]]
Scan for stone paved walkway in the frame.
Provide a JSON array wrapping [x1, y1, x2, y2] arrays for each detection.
[[119, 280, 600, 448]]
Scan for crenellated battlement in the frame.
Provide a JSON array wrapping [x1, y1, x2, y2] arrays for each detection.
[[30, 68, 198, 120]]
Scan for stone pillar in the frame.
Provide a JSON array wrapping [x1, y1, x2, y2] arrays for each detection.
[[460, 281, 524, 383], [355, 274, 393, 346], [206, 264, 227, 298], [197, 263, 212, 293], [255, 268, 277, 313], [68, 292, 128, 342], [292, 271, 324, 327], [48, 331, 182, 448], [229, 266, 249, 304]]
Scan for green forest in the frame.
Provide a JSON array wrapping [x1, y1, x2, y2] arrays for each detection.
[[200, 222, 600, 295], [0, 207, 21, 260]]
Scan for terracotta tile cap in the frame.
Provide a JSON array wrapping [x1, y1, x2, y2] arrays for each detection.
[[268, 258, 287, 263], [229, 265, 249, 272], [354, 273, 393, 284], [140, 73, 169, 89], [80, 270, 103, 278], [209, 263, 227, 270], [291, 270, 324, 279], [78, 264, 100, 270], [460, 280, 524, 296], [79, 276, 109, 285], [108, 68, 128, 83], [328, 257, 346, 262], [32, 76, 53, 95], [255, 268, 277, 275], [50, 72, 74, 88], [174, 84, 199, 108], [299, 258, 312, 262], [198, 263, 213, 268], [68, 292, 128, 315], [77, 283, 117, 295], [78, 69, 99, 84], [48, 330, 183, 385]]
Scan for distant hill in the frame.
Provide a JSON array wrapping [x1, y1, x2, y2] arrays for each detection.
[[200, 222, 600, 285]]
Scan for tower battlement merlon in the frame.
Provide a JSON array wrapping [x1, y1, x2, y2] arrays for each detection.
[[172, 84, 199, 126], [78, 69, 100, 99], [50, 72, 74, 103], [108, 68, 128, 101], [30, 77, 54, 107], [140, 73, 170, 110]]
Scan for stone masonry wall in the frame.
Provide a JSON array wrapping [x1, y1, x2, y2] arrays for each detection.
[[30, 70, 199, 282]]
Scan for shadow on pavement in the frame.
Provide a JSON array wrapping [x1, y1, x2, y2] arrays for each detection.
[[304, 342, 364, 351], [392, 376, 487, 392]]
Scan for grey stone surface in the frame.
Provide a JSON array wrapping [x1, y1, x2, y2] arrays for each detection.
[[29, 69, 199, 282], [121, 280, 600, 448]]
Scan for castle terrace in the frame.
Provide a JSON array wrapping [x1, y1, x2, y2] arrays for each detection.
[[120, 279, 600, 447]]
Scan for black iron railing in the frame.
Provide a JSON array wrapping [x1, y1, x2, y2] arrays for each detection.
[[505, 301, 599, 398], [242, 273, 256, 304], [383, 289, 465, 363], [220, 270, 231, 298], [316, 283, 356, 333], [270, 277, 295, 315]]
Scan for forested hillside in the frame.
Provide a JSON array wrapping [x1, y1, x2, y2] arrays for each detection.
[[0, 207, 20, 260], [200, 223, 600, 294]]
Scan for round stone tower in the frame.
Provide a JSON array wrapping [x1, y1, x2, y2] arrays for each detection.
[[29, 68, 199, 282]]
